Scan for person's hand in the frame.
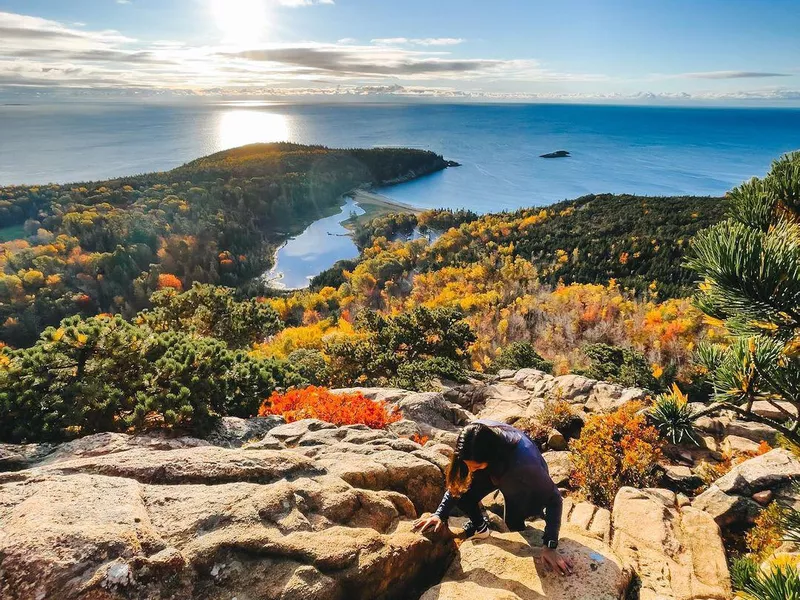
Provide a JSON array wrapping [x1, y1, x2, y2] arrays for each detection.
[[539, 547, 574, 575], [412, 514, 443, 534]]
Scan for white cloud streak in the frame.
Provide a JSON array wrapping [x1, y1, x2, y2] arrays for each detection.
[[371, 37, 465, 46]]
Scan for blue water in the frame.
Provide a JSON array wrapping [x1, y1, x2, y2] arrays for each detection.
[[2, 101, 799, 286], [267, 198, 363, 289], [2, 102, 799, 212]]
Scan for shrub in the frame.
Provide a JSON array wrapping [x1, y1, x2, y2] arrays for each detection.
[[0, 314, 297, 442], [393, 356, 468, 391], [648, 384, 699, 445], [513, 417, 552, 448], [259, 386, 401, 429], [324, 306, 476, 390], [569, 402, 663, 508], [139, 283, 282, 349], [535, 394, 578, 432], [489, 341, 553, 374], [780, 482, 800, 546], [747, 502, 789, 561], [287, 348, 329, 386], [410, 433, 430, 446], [157, 273, 183, 291], [580, 343, 667, 390]]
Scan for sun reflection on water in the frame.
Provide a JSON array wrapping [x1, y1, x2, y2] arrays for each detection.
[[216, 110, 291, 150]]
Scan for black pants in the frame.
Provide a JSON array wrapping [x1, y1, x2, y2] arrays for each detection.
[[455, 469, 533, 531]]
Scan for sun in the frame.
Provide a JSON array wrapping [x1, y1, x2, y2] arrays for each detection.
[[210, 0, 269, 45]]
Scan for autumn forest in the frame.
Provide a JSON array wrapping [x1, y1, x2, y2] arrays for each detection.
[[0, 142, 783, 445]]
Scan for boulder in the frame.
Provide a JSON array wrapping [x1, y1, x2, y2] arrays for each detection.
[[206, 415, 285, 448], [37, 431, 211, 466], [612, 487, 732, 600], [440, 378, 491, 412], [751, 400, 798, 422], [752, 490, 774, 506], [477, 383, 536, 423], [561, 498, 612, 543], [393, 392, 473, 435], [387, 418, 423, 439], [551, 374, 598, 404], [585, 382, 647, 413], [721, 434, 761, 456], [0, 426, 456, 600], [724, 420, 778, 445], [694, 416, 729, 436], [547, 429, 568, 451], [661, 464, 704, 495], [331, 387, 410, 404], [420, 518, 630, 600], [543, 451, 573, 487], [0, 442, 54, 472], [510, 368, 556, 394], [714, 448, 800, 496], [692, 484, 761, 527]]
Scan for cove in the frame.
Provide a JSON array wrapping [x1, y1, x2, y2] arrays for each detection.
[[265, 198, 363, 289]]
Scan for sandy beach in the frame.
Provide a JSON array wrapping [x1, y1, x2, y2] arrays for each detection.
[[349, 188, 423, 215]]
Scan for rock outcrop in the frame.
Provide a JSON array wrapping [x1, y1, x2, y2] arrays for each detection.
[[612, 487, 732, 600], [0, 372, 740, 600], [693, 448, 800, 526], [0, 426, 455, 600], [471, 369, 647, 425], [420, 516, 630, 600]]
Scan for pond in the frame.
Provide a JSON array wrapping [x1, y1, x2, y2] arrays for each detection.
[[265, 198, 363, 289]]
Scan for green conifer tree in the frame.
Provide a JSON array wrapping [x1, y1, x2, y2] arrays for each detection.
[[686, 152, 800, 442]]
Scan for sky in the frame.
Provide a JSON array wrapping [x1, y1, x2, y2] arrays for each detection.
[[1, 0, 799, 104]]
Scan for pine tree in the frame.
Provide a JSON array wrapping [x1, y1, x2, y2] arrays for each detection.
[[686, 152, 800, 442]]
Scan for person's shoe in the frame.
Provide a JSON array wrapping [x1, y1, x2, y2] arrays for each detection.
[[462, 519, 490, 540]]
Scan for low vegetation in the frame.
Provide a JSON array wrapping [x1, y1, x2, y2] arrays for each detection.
[[569, 403, 664, 508], [648, 384, 699, 445], [259, 386, 400, 429]]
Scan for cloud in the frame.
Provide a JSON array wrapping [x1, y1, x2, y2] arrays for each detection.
[[116, 0, 131, 5], [681, 70, 791, 80], [222, 45, 508, 77], [4, 8, 793, 105], [0, 11, 134, 47], [371, 37, 465, 46]]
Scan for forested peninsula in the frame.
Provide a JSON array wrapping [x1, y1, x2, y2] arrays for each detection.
[[0, 143, 452, 347]]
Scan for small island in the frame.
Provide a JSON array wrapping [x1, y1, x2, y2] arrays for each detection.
[[540, 150, 571, 158]]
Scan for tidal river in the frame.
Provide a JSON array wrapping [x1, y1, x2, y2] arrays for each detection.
[[265, 198, 363, 289]]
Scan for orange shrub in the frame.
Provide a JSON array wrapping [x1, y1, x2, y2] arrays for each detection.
[[410, 433, 430, 446], [259, 386, 401, 429], [746, 502, 788, 560], [157, 273, 183, 291], [569, 402, 663, 508]]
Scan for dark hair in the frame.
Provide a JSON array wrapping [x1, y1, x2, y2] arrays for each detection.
[[446, 423, 516, 496]]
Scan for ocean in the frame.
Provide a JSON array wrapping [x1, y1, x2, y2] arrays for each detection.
[[2, 101, 800, 211], [3, 101, 799, 287]]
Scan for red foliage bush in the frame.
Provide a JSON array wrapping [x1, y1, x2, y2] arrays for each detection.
[[157, 273, 183, 291], [410, 433, 430, 446], [259, 386, 401, 429]]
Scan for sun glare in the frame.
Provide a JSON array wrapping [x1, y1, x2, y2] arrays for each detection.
[[210, 0, 269, 44], [217, 110, 291, 150]]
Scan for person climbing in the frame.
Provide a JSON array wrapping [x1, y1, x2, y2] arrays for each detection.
[[412, 419, 574, 576]]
